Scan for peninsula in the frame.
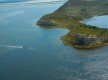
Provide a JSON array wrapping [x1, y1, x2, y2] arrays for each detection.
[[37, 0, 108, 49]]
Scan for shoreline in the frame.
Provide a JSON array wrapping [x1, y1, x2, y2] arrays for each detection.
[[61, 35, 108, 49], [37, 19, 108, 49], [37, 0, 108, 49]]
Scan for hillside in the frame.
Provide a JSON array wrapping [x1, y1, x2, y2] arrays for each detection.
[[37, 0, 108, 49]]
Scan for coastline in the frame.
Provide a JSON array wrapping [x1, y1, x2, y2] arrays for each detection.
[[37, 0, 108, 49], [37, 19, 108, 49], [37, 18, 108, 49], [61, 36, 108, 49]]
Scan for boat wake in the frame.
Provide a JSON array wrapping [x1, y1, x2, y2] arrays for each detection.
[[0, 45, 35, 50], [0, 45, 23, 49]]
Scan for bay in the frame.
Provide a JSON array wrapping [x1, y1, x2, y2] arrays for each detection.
[[82, 15, 108, 28], [0, 1, 108, 80]]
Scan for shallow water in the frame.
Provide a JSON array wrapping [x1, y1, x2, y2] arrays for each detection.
[[0, 1, 108, 80]]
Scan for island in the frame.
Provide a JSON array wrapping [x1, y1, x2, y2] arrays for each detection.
[[37, 0, 108, 49]]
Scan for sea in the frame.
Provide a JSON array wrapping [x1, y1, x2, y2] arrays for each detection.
[[0, 0, 108, 80]]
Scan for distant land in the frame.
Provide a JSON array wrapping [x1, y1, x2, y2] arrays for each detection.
[[37, 0, 108, 49]]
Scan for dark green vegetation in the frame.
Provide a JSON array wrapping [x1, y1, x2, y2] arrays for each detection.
[[37, 0, 108, 49]]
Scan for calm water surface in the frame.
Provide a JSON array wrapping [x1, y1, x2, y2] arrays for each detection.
[[82, 15, 108, 28], [0, 1, 108, 80], [0, 0, 33, 3]]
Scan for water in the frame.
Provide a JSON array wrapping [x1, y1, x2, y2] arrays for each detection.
[[82, 15, 108, 28], [0, 1, 108, 80], [0, 0, 33, 3]]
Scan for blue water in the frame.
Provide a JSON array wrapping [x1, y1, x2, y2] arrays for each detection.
[[0, 1, 108, 80], [0, 0, 32, 3], [82, 15, 108, 28]]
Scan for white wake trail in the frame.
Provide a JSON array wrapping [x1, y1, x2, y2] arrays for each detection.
[[0, 45, 35, 50], [0, 45, 23, 49]]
